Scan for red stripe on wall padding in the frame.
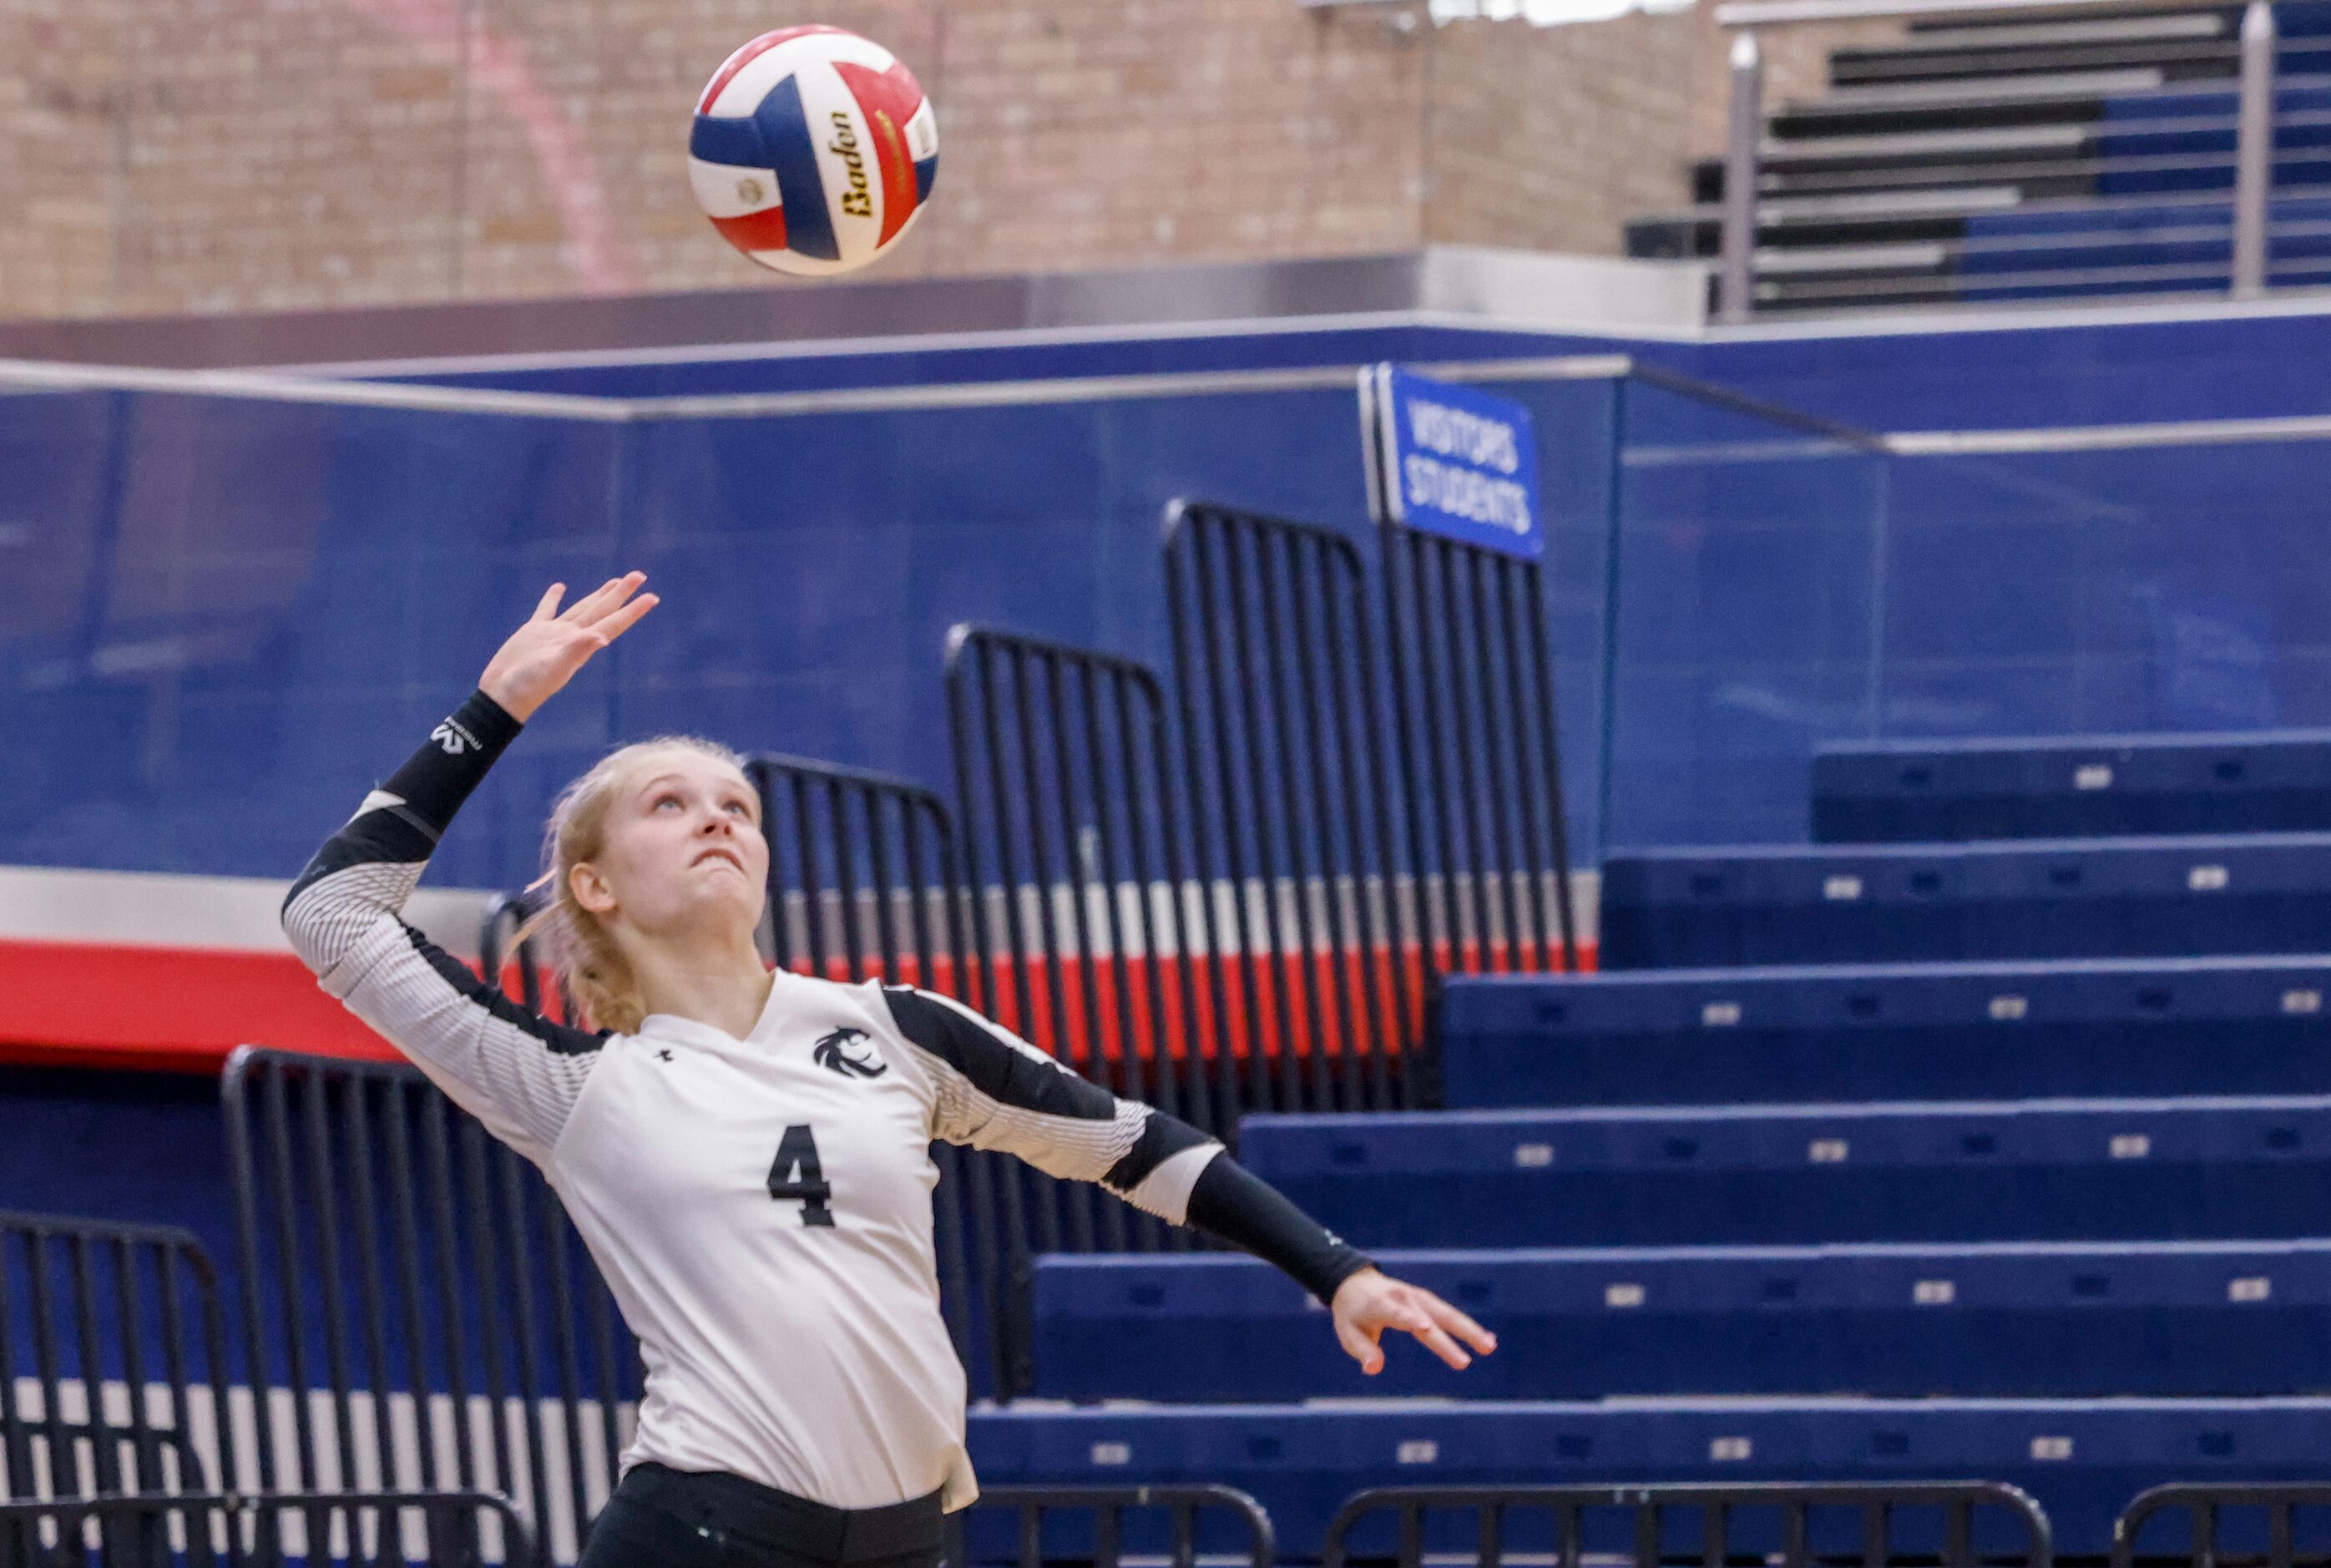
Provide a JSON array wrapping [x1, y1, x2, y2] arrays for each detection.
[[0, 937, 1596, 1075], [0, 938, 402, 1074]]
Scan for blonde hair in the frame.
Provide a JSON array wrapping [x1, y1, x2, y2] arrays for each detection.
[[518, 735, 751, 1034]]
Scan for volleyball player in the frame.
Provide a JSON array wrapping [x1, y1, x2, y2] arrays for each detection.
[[284, 574, 1496, 1568]]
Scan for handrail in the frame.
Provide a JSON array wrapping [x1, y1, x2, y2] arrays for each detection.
[[949, 1485, 1276, 1568], [2113, 1482, 2331, 1568], [1321, 1481, 2054, 1568], [1707, 0, 2278, 321], [1717, 0, 2213, 30], [0, 352, 1640, 420], [0, 1488, 543, 1568]]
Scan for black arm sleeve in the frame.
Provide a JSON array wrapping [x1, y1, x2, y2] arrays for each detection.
[[1185, 1151, 1373, 1305], [379, 688, 525, 837], [283, 687, 524, 912]]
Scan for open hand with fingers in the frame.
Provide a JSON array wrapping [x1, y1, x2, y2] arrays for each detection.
[[479, 574, 660, 722], [1330, 1267, 1498, 1376]]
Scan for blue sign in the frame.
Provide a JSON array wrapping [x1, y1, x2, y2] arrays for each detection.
[[1360, 364, 1542, 559]]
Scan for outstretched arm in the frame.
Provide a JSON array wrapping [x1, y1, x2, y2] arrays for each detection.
[[281, 574, 657, 1164], [880, 985, 1495, 1376]]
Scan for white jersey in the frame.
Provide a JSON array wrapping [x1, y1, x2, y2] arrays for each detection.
[[281, 695, 1240, 1512]]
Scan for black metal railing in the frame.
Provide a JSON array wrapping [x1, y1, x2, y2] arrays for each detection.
[[0, 1212, 231, 1510], [1378, 515, 1580, 981], [748, 753, 967, 994], [1321, 1483, 2054, 1568], [0, 1487, 537, 1568], [947, 1484, 1274, 1568], [221, 1049, 635, 1560], [942, 625, 1221, 1391], [477, 893, 570, 1024], [1164, 500, 1413, 1114], [943, 625, 1223, 1141], [2114, 1482, 2331, 1568]]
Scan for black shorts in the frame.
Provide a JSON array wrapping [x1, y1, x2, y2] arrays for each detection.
[[578, 1463, 947, 1568]]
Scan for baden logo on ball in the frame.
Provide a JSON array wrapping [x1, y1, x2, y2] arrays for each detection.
[[687, 25, 938, 278]]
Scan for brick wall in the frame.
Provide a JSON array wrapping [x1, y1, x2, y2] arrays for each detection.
[[0, 0, 1892, 322], [1426, 6, 1712, 259]]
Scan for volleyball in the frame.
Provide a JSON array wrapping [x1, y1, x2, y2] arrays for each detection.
[[687, 27, 938, 277]]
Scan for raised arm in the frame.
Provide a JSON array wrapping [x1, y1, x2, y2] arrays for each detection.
[[281, 574, 657, 1165], [880, 985, 1496, 1376]]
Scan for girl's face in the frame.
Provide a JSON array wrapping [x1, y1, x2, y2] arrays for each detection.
[[571, 746, 769, 942]]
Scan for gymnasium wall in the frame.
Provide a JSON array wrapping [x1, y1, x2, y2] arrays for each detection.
[[8, 297, 2331, 1076], [0, 0, 1884, 322]]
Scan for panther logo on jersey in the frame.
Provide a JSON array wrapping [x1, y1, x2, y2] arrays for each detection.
[[813, 1026, 887, 1079]]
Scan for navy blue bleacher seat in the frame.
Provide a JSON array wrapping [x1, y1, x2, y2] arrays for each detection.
[[1810, 731, 2331, 842], [968, 1398, 2331, 1558], [1030, 1243, 2331, 1403], [1236, 1099, 2331, 1248], [1438, 959, 2331, 1109], [1597, 835, 2331, 969]]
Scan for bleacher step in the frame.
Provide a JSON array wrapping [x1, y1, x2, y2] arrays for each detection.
[[1830, 37, 2243, 88], [967, 1398, 2331, 1557], [1239, 1097, 2331, 1247], [1438, 957, 2331, 1108], [1029, 1241, 2331, 1402], [1599, 832, 2331, 969], [1813, 730, 2331, 841], [1894, 13, 2228, 52]]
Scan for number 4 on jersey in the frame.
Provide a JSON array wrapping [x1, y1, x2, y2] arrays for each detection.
[[767, 1123, 834, 1227]]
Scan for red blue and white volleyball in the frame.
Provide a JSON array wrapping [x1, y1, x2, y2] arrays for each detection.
[[688, 27, 939, 277]]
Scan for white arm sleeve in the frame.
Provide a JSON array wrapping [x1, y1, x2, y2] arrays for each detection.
[[281, 695, 604, 1166], [877, 985, 1221, 1224]]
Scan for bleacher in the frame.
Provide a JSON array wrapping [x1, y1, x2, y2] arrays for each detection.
[[1626, 4, 2331, 310], [1600, 836, 2331, 966], [1030, 1240, 2331, 1399], [983, 725, 2331, 1556], [1810, 731, 2331, 841], [1236, 1098, 2331, 1246], [1440, 953, 2331, 1105], [969, 1397, 2331, 1556]]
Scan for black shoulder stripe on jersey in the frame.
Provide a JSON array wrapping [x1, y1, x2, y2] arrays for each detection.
[[408, 926, 607, 1056], [881, 987, 1117, 1121], [282, 812, 438, 912], [1102, 1109, 1211, 1191]]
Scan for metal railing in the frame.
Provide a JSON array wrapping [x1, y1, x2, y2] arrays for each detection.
[[1321, 1482, 2055, 1568], [220, 1049, 635, 1561], [943, 625, 1226, 1141], [0, 1488, 537, 1568], [1377, 513, 1581, 985], [1710, 0, 2282, 321], [2113, 1482, 2331, 1568], [748, 753, 967, 994], [476, 893, 571, 1024], [1163, 500, 1416, 1115], [947, 1485, 1275, 1568], [0, 1213, 231, 1508]]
